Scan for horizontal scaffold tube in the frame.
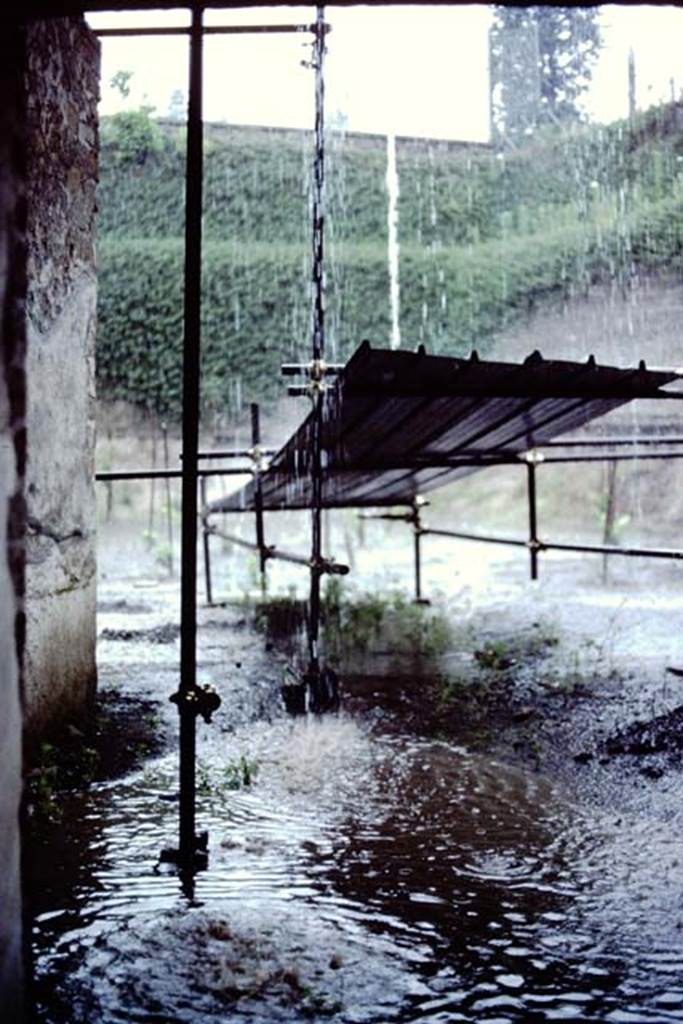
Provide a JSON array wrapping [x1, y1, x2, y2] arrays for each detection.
[[96, 468, 250, 482], [540, 436, 683, 448], [425, 527, 528, 548], [194, 449, 275, 461], [538, 451, 683, 465], [206, 524, 349, 575], [346, 451, 683, 472], [543, 540, 683, 560], [424, 528, 683, 560]]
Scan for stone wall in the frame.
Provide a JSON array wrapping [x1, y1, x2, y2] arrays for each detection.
[[0, 18, 26, 1020], [23, 17, 99, 745]]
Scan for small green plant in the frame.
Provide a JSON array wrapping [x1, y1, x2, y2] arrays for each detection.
[[320, 581, 453, 666], [26, 738, 100, 824], [154, 540, 174, 574], [474, 639, 514, 672], [540, 648, 594, 698], [475, 626, 559, 674], [438, 673, 470, 708], [253, 596, 307, 639], [26, 743, 62, 822], [222, 755, 258, 790], [196, 759, 213, 796], [387, 593, 452, 657]]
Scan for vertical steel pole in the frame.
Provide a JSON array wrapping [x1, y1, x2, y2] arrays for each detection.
[[251, 402, 267, 594], [308, 6, 326, 681], [527, 460, 539, 581], [412, 501, 422, 602], [178, 2, 204, 866], [162, 422, 174, 577], [309, 400, 323, 675], [200, 476, 213, 605]]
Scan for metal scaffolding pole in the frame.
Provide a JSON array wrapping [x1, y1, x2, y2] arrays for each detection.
[[251, 402, 267, 594], [163, 3, 220, 873], [200, 476, 213, 605], [177, 0, 203, 870], [304, 6, 328, 710], [413, 506, 423, 602], [279, 6, 339, 716], [410, 498, 429, 604], [526, 458, 540, 581], [96, 468, 247, 481]]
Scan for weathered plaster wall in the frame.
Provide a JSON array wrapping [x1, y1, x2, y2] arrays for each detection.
[[0, 19, 26, 1021], [23, 17, 99, 744]]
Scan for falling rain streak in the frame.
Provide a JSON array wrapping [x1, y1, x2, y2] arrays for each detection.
[[28, 4, 683, 1023], [386, 132, 401, 350]]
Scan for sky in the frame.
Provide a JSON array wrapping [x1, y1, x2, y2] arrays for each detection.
[[89, 4, 683, 142]]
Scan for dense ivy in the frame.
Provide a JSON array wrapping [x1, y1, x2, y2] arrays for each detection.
[[97, 238, 392, 419], [96, 106, 683, 420]]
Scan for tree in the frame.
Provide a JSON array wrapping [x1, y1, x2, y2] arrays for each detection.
[[110, 69, 133, 101], [490, 6, 602, 145], [166, 89, 186, 123], [536, 7, 602, 124]]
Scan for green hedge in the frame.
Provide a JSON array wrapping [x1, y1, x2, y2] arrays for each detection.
[[96, 106, 683, 419], [98, 123, 389, 246], [395, 185, 683, 352], [97, 183, 683, 417], [97, 238, 391, 418]]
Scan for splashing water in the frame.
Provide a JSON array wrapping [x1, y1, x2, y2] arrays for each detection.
[[29, 606, 683, 1024]]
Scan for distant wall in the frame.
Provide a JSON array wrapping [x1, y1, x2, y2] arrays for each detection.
[[23, 17, 99, 745], [0, 19, 26, 1021]]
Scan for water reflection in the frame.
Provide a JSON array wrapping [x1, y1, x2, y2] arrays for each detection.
[[30, 715, 683, 1023]]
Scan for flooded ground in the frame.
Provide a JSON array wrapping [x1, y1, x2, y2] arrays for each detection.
[[26, 533, 683, 1024]]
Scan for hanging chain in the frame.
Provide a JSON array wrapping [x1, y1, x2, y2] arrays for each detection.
[[312, 6, 326, 365]]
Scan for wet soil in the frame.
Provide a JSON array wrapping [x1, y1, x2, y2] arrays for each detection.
[[25, 688, 167, 809], [341, 634, 683, 800], [25, 551, 683, 1024]]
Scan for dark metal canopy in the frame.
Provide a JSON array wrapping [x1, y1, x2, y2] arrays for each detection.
[[210, 342, 681, 512]]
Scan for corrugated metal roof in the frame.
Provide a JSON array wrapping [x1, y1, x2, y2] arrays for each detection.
[[210, 343, 681, 512]]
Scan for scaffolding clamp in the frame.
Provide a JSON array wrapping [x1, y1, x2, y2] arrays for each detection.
[[282, 358, 342, 398], [170, 683, 222, 724], [408, 496, 429, 529], [310, 555, 350, 576], [248, 444, 265, 472], [307, 357, 332, 397]]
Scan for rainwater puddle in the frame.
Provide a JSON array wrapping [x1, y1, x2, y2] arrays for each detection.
[[30, 711, 683, 1023]]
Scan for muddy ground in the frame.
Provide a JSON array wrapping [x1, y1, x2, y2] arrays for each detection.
[[30, 542, 683, 849], [25, 540, 683, 1024]]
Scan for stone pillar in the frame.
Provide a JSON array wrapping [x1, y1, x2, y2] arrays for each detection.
[[0, 19, 26, 1021], [23, 17, 100, 746]]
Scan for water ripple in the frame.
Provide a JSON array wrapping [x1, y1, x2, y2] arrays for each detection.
[[31, 720, 683, 1023]]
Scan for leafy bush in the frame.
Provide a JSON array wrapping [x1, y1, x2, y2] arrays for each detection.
[[100, 107, 166, 166]]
